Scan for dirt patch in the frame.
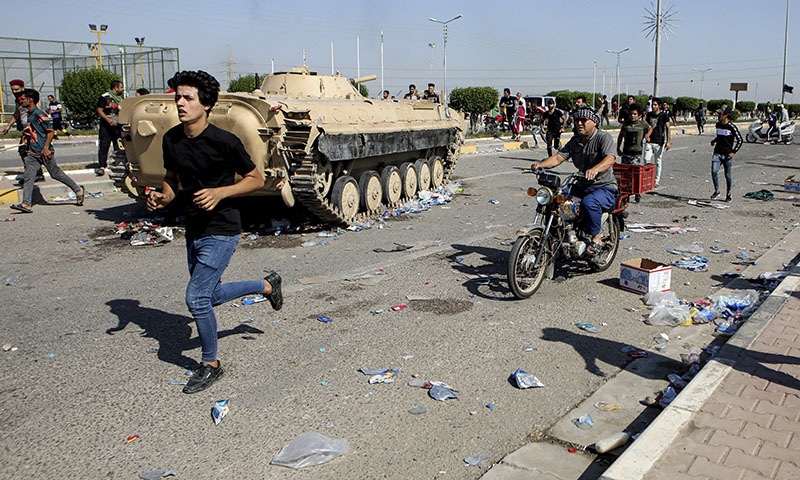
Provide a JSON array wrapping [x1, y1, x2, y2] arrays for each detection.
[[408, 298, 474, 315], [239, 233, 304, 249]]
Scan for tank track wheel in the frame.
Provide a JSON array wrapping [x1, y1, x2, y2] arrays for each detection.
[[415, 159, 431, 192], [399, 162, 418, 199], [429, 156, 445, 188], [381, 166, 402, 205], [330, 176, 360, 222], [358, 170, 383, 213]]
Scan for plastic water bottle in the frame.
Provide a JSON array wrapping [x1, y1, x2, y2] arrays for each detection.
[[594, 432, 631, 454]]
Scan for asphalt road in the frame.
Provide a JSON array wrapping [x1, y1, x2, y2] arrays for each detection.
[[1, 133, 798, 479], [0, 138, 98, 172]]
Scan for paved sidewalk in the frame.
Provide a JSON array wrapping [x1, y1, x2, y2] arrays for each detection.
[[603, 274, 800, 480]]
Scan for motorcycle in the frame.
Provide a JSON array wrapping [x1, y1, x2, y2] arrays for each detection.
[[745, 120, 795, 144], [507, 170, 628, 298]]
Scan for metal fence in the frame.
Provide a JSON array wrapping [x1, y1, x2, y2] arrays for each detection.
[[0, 36, 179, 122]]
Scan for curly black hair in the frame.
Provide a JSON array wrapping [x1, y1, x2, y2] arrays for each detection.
[[168, 70, 220, 113]]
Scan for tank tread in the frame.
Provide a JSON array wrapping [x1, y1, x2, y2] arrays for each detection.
[[291, 158, 372, 226], [289, 129, 463, 227]]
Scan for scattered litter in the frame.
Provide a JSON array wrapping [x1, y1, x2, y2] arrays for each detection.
[[464, 455, 489, 467], [139, 470, 177, 480], [212, 399, 229, 425], [408, 405, 427, 415], [270, 432, 349, 469], [406, 295, 432, 301], [658, 386, 677, 408], [627, 350, 649, 358], [390, 304, 407, 311], [370, 309, 384, 314], [675, 244, 704, 254], [744, 189, 774, 201], [367, 369, 398, 384], [576, 321, 601, 334], [667, 373, 687, 389], [2, 343, 14, 352], [522, 344, 538, 352], [130, 227, 174, 246], [488, 199, 500, 204], [429, 384, 460, 400], [594, 402, 623, 412], [687, 200, 729, 209], [572, 414, 594, 430], [242, 295, 267, 306], [646, 304, 692, 326], [374, 243, 412, 253], [124, 435, 139, 445], [510, 368, 544, 389], [301, 239, 329, 247], [486, 403, 495, 410], [594, 432, 631, 454], [169, 380, 188, 386], [5, 276, 18, 286], [709, 245, 731, 254], [317, 315, 333, 323]]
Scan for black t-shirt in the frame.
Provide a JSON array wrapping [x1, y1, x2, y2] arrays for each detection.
[[646, 111, 669, 145], [97, 93, 119, 128], [163, 123, 257, 239], [542, 108, 564, 132], [499, 95, 516, 117]]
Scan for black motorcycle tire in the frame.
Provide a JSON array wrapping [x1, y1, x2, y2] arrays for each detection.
[[589, 216, 621, 272], [745, 132, 757, 143], [507, 229, 551, 298]]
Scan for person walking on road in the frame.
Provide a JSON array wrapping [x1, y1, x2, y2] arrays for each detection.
[[617, 104, 651, 202], [694, 102, 707, 135], [542, 99, 565, 157], [10, 88, 84, 214], [146, 70, 283, 394], [600, 95, 610, 126], [644, 97, 671, 187], [709, 106, 742, 202]]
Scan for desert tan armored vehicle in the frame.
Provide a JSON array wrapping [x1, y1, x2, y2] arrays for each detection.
[[117, 66, 465, 225]]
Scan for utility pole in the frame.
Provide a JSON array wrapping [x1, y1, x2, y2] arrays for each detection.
[[693, 67, 712, 100], [226, 46, 235, 87], [781, 0, 790, 103]]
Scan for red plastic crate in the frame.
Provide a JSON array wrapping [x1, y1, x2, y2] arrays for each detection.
[[613, 163, 656, 194]]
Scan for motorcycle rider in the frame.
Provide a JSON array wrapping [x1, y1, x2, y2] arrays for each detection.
[[531, 107, 618, 256]]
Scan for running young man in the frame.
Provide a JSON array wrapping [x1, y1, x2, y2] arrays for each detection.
[[146, 70, 283, 394]]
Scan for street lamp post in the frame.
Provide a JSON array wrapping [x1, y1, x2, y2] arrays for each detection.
[[428, 43, 436, 83], [693, 67, 712, 100], [428, 14, 462, 104], [89, 24, 108, 69], [605, 48, 629, 108], [135, 37, 145, 89]]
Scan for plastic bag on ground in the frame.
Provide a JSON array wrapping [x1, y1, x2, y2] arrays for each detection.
[[709, 289, 760, 317], [646, 304, 692, 326], [271, 432, 349, 469], [642, 291, 679, 306]]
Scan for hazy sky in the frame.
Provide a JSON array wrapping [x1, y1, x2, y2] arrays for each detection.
[[4, 0, 797, 103]]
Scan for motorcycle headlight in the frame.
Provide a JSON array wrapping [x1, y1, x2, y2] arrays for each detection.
[[535, 187, 553, 205]]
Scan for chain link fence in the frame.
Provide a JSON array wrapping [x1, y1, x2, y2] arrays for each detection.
[[1, 36, 179, 123]]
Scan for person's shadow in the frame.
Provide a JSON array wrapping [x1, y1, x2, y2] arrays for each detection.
[[541, 327, 684, 378], [105, 299, 264, 368]]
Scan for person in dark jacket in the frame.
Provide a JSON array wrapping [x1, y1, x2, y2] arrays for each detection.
[[709, 106, 742, 202]]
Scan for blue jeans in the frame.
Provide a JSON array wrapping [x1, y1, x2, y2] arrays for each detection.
[[711, 153, 733, 193], [185, 234, 263, 363], [573, 186, 617, 237]]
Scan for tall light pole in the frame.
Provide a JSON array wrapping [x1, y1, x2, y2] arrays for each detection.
[[428, 14, 462, 104], [693, 67, 712, 100], [135, 37, 145, 89], [428, 43, 436, 83], [781, 0, 790, 104], [592, 60, 597, 109], [89, 24, 108, 69], [606, 48, 629, 108]]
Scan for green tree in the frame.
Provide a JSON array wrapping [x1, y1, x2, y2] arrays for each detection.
[[736, 101, 755, 115], [228, 73, 266, 93], [60, 68, 121, 122], [357, 83, 369, 98], [675, 97, 701, 115], [707, 99, 731, 114], [448, 86, 499, 132]]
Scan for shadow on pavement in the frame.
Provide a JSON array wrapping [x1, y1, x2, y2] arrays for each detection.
[[448, 243, 512, 300], [541, 327, 684, 379], [104, 298, 264, 369]]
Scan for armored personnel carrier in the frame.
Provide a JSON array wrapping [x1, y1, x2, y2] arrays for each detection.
[[117, 66, 465, 225]]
